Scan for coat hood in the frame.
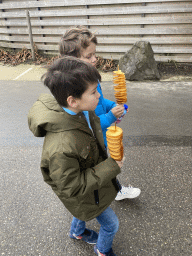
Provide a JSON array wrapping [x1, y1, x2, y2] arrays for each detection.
[[28, 93, 93, 137]]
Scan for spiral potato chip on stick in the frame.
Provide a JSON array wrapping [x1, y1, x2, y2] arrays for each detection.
[[113, 66, 127, 104], [106, 125, 124, 161]]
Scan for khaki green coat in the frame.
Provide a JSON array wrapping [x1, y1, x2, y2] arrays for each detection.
[[28, 94, 121, 221]]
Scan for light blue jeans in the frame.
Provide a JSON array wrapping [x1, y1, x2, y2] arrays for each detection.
[[70, 207, 119, 253]]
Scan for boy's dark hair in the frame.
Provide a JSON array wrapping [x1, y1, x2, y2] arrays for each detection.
[[42, 56, 101, 107], [59, 25, 97, 57]]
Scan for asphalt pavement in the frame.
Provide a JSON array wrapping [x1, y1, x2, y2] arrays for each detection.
[[0, 72, 192, 256]]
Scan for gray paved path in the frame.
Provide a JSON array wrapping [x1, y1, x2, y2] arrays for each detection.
[[1, 79, 192, 256]]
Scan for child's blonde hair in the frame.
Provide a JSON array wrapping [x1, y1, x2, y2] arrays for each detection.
[[59, 26, 97, 57]]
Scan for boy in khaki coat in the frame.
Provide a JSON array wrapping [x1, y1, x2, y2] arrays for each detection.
[[28, 56, 124, 256], [59, 25, 141, 200]]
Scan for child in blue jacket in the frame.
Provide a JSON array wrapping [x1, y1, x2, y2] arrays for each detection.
[[59, 26, 141, 200]]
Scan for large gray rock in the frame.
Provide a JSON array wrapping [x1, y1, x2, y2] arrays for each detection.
[[119, 41, 161, 81]]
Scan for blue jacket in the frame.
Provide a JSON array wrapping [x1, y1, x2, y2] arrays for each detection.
[[95, 82, 117, 147]]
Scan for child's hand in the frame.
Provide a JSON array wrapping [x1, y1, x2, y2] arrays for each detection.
[[111, 105, 124, 118], [115, 156, 126, 168]]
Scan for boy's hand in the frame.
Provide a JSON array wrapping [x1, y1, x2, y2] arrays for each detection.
[[115, 156, 126, 168], [111, 105, 124, 118]]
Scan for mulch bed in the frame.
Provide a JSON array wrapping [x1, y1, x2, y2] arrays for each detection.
[[157, 62, 192, 79], [0, 47, 192, 79]]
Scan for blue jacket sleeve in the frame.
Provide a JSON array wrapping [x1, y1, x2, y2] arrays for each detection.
[[95, 82, 117, 131], [103, 98, 117, 113], [99, 109, 117, 131]]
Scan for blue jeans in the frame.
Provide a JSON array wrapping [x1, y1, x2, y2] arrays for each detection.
[[70, 207, 119, 253]]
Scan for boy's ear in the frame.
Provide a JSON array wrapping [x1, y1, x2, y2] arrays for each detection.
[[67, 95, 78, 108]]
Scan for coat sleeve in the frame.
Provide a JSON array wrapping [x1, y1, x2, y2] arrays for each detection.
[[103, 98, 117, 113], [99, 98, 117, 130], [97, 99, 117, 131], [98, 110, 117, 131], [49, 152, 121, 198], [96, 82, 117, 130]]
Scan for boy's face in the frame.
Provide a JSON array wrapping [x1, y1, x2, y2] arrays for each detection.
[[80, 42, 97, 67], [75, 82, 100, 112]]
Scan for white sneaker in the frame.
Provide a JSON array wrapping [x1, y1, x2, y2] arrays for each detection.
[[115, 185, 141, 200]]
